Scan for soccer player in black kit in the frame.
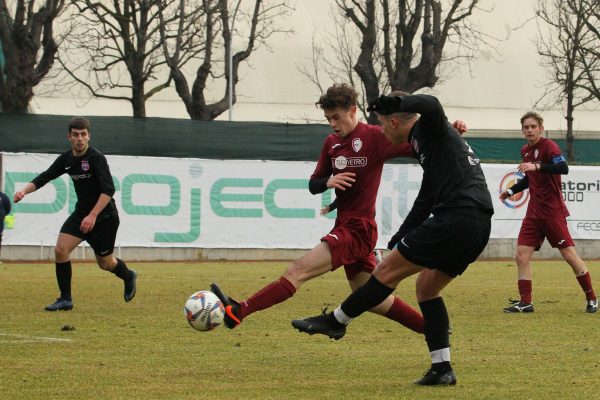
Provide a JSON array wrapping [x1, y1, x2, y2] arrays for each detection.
[[13, 117, 137, 311], [293, 93, 494, 386]]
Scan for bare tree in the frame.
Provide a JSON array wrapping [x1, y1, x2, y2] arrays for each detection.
[[57, 0, 190, 118], [577, 0, 600, 103], [160, 0, 293, 120], [535, 0, 597, 161], [0, 0, 65, 113], [299, 0, 492, 123]]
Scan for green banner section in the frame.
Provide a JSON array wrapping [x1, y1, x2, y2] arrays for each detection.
[[1, 113, 599, 163]]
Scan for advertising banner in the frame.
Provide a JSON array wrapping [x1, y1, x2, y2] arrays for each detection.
[[2, 153, 599, 249]]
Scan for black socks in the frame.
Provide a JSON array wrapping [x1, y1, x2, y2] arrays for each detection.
[[419, 297, 450, 352], [55, 261, 72, 300], [341, 275, 395, 318], [111, 258, 132, 281]]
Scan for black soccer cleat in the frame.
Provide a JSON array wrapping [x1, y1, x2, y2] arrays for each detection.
[[291, 312, 346, 340], [45, 298, 73, 312], [586, 298, 598, 313], [210, 283, 242, 329], [503, 300, 534, 313], [124, 270, 138, 302], [415, 368, 457, 386]]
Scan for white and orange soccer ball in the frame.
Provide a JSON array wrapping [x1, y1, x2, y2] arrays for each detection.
[[184, 290, 224, 331]]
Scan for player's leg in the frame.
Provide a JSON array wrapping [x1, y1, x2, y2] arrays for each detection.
[[88, 214, 137, 302], [411, 211, 489, 386], [559, 246, 597, 312], [348, 267, 424, 334], [414, 268, 456, 385], [211, 241, 333, 329], [292, 248, 422, 339], [45, 231, 82, 311], [505, 217, 541, 313], [504, 245, 535, 312], [545, 218, 597, 312]]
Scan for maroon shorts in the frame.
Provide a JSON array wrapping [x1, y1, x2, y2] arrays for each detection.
[[321, 212, 378, 280], [517, 216, 574, 250]]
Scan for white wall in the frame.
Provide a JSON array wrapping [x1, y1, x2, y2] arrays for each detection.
[[29, 0, 600, 132]]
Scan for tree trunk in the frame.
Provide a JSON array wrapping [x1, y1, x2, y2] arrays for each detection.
[[565, 94, 575, 162], [1, 51, 36, 113], [131, 82, 147, 118]]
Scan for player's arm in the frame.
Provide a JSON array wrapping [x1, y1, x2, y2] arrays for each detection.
[[320, 198, 338, 215], [368, 94, 446, 133], [388, 183, 434, 250], [499, 175, 529, 200], [517, 156, 568, 175], [540, 154, 569, 174], [309, 138, 355, 194], [14, 155, 65, 203], [310, 173, 356, 194]]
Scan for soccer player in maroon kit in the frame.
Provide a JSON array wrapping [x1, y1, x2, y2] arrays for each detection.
[[500, 112, 597, 313], [210, 83, 426, 334]]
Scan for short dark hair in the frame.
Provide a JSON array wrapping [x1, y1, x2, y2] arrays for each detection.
[[68, 117, 91, 132], [520, 111, 543, 127], [315, 83, 358, 110]]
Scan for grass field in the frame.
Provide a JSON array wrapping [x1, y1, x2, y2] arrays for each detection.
[[1, 260, 599, 400]]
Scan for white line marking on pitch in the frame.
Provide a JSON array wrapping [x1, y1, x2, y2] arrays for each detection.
[[0, 333, 72, 343]]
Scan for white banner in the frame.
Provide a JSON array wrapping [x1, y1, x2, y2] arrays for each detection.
[[2, 153, 600, 248]]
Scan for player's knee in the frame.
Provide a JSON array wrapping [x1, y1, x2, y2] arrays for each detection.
[[515, 251, 529, 265], [416, 287, 440, 303], [54, 245, 70, 259], [96, 258, 113, 271], [283, 260, 314, 286]]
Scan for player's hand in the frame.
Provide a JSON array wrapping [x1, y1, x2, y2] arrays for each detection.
[[387, 230, 403, 250], [13, 191, 25, 203], [452, 120, 468, 135], [499, 190, 511, 201], [327, 172, 356, 191], [320, 206, 330, 216], [517, 162, 538, 173], [80, 214, 97, 234], [367, 95, 402, 115]]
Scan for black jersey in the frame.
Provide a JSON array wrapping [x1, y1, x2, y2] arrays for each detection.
[[31, 147, 117, 218], [397, 95, 494, 235]]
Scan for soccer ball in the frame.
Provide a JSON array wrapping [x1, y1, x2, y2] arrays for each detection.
[[184, 290, 225, 331]]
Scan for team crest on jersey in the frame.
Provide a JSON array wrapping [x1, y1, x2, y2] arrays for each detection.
[[81, 160, 90, 171], [534, 149, 539, 159], [352, 138, 362, 152]]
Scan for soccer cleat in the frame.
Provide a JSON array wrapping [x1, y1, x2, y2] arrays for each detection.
[[415, 368, 457, 386], [124, 270, 138, 302], [210, 283, 242, 329], [45, 298, 73, 311], [291, 312, 346, 340], [503, 300, 534, 313], [586, 298, 598, 313]]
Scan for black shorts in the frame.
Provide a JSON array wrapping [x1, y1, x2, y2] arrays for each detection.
[[396, 208, 491, 278], [60, 212, 120, 256]]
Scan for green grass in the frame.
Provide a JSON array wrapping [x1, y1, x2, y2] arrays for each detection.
[[1, 260, 598, 399]]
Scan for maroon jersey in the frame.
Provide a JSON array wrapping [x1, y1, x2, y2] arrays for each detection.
[[311, 122, 414, 216], [521, 137, 569, 218]]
